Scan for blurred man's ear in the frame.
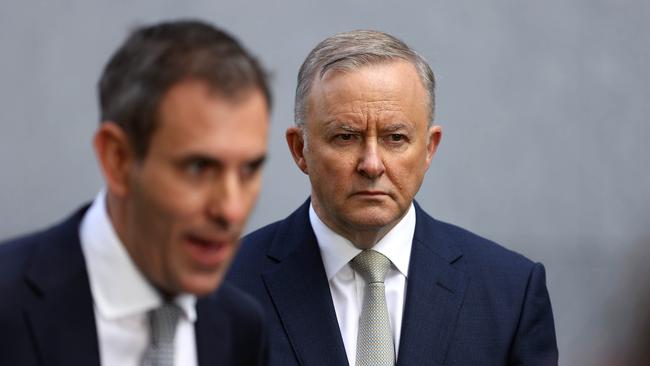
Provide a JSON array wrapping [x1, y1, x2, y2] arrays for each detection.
[[93, 122, 136, 197], [286, 126, 309, 174], [425, 124, 442, 167]]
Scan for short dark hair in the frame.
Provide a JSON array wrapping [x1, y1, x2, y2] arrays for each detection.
[[98, 20, 271, 158]]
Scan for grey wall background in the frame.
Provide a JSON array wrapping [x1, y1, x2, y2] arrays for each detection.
[[1, 0, 649, 364]]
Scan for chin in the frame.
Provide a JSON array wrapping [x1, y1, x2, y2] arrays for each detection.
[[347, 203, 403, 224], [177, 271, 224, 296], [346, 212, 400, 230]]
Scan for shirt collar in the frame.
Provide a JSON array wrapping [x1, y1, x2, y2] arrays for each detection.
[[310, 202, 415, 280], [79, 190, 197, 322]]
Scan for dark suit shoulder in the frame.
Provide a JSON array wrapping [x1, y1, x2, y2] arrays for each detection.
[[227, 219, 283, 306], [230, 200, 311, 280], [0, 233, 40, 285], [0, 206, 89, 300], [239, 218, 283, 254], [0, 220, 64, 293], [0, 206, 96, 366], [436, 218, 534, 266], [416, 212, 535, 272], [414, 208, 558, 364]]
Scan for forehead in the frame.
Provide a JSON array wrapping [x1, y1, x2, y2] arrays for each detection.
[[307, 61, 429, 127], [149, 80, 269, 158]]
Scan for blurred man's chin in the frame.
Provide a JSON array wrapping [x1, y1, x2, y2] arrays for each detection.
[[177, 272, 224, 296]]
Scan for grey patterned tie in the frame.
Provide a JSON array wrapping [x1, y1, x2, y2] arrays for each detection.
[[142, 303, 182, 366], [351, 250, 395, 366]]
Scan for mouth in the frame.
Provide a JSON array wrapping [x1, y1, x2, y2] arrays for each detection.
[[353, 190, 390, 197], [183, 234, 234, 269]]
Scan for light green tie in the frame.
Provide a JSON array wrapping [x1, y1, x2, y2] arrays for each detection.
[[351, 250, 395, 366]]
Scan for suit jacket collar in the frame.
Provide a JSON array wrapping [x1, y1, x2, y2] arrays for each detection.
[[265, 199, 469, 365], [262, 198, 349, 366], [23, 205, 101, 366], [396, 201, 469, 365], [22, 205, 236, 366]]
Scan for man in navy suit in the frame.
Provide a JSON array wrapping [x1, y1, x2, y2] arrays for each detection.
[[227, 30, 558, 365], [0, 20, 270, 365]]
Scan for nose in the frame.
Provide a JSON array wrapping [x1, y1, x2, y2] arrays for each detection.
[[356, 140, 385, 179], [207, 171, 247, 230]]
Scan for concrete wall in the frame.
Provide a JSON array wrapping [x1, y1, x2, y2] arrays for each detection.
[[2, 0, 649, 363]]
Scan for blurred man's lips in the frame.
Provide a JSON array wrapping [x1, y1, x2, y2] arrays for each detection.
[[184, 234, 233, 269]]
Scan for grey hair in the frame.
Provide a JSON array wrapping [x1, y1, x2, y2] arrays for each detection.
[[294, 30, 435, 126]]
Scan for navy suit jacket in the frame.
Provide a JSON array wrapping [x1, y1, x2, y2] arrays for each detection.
[[0, 206, 267, 366], [227, 199, 558, 365]]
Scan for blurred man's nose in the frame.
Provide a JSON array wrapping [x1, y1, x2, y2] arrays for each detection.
[[207, 172, 247, 229]]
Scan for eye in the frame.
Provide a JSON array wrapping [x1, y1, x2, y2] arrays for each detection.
[[333, 133, 359, 144], [240, 157, 265, 180], [186, 158, 211, 176], [385, 133, 408, 144], [389, 134, 405, 142]]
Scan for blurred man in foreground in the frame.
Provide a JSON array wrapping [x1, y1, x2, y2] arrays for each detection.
[[0, 20, 270, 365], [228, 30, 558, 365]]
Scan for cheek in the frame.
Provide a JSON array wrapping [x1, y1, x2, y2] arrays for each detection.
[[156, 174, 210, 217], [319, 151, 357, 177], [138, 166, 205, 219], [384, 156, 421, 182], [387, 156, 426, 191]]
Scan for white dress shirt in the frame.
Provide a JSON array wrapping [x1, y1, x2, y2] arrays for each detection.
[[310, 203, 415, 366], [79, 191, 198, 366]]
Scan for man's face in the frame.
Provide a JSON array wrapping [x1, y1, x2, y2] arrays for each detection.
[[297, 61, 440, 246], [122, 80, 268, 296]]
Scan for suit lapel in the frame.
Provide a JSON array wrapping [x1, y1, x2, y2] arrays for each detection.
[[23, 207, 101, 366], [262, 201, 348, 366], [397, 204, 469, 366]]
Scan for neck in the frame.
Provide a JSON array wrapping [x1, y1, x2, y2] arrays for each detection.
[[311, 199, 403, 250], [105, 192, 176, 299], [345, 226, 395, 249], [105, 192, 128, 249]]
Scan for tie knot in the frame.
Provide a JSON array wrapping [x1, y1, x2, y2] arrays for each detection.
[[351, 250, 392, 284], [149, 302, 182, 346]]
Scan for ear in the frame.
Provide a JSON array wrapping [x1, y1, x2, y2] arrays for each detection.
[[286, 126, 309, 174], [93, 122, 136, 198], [424, 124, 442, 168]]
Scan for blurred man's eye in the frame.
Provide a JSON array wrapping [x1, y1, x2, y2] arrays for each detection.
[[186, 158, 211, 176], [240, 156, 266, 181]]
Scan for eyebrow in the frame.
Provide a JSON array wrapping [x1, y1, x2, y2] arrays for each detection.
[[321, 120, 414, 134], [382, 122, 412, 132], [180, 153, 267, 168], [322, 120, 361, 132], [247, 155, 267, 169]]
